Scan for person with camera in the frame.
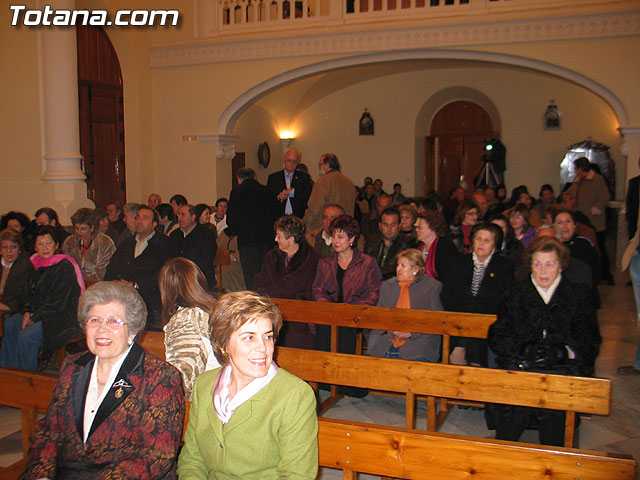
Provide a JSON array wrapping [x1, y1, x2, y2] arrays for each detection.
[[485, 236, 601, 446]]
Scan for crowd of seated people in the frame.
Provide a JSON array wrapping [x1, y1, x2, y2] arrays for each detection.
[[0, 154, 612, 456]]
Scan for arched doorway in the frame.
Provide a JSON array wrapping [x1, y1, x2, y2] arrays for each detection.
[[426, 101, 496, 197], [77, 25, 125, 208]]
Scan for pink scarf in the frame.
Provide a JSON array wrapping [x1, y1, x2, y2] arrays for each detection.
[[30, 253, 86, 293]]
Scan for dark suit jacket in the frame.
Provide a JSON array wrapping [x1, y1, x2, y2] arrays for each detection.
[[227, 178, 279, 249], [364, 233, 413, 280], [626, 175, 640, 238], [21, 343, 185, 480], [266, 169, 313, 218], [105, 233, 172, 314], [169, 224, 217, 288]]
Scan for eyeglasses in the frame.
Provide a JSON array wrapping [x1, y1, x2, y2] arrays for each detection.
[[85, 316, 127, 329]]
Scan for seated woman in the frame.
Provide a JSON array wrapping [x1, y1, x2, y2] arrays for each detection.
[[62, 208, 116, 285], [0, 225, 85, 370], [254, 215, 320, 349], [21, 281, 185, 479], [160, 257, 220, 399], [398, 205, 417, 236], [450, 200, 479, 254], [414, 211, 459, 287], [509, 203, 536, 248], [156, 203, 179, 236], [0, 228, 33, 315], [178, 291, 318, 479], [553, 209, 601, 284], [486, 236, 601, 446], [194, 203, 219, 239], [491, 214, 524, 271], [312, 215, 382, 354], [441, 223, 514, 366], [367, 248, 443, 361]]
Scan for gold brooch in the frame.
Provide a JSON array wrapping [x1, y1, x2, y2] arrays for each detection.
[[115, 387, 123, 399]]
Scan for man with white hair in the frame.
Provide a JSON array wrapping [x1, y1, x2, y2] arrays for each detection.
[[267, 147, 313, 219]]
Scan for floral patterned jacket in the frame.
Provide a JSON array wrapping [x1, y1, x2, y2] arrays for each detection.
[[20, 343, 185, 480]]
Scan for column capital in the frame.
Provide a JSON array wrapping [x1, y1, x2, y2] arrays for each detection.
[[201, 134, 239, 160]]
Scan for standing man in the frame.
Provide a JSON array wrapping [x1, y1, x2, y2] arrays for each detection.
[[625, 156, 640, 239], [267, 147, 313, 219], [304, 153, 356, 231], [226, 168, 279, 290], [170, 204, 217, 288], [567, 157, 613, 284]]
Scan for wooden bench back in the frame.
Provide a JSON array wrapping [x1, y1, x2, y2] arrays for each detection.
[[276, 346, 611, 415], [0, 367, 633, 480], [319, 417, 636, 480], [272, 298, 495, 337]]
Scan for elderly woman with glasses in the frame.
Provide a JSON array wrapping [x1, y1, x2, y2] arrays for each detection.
[[21, 282, 185, 479]]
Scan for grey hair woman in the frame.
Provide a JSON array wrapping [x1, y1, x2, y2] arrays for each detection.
[[21, 281, 185, 479]]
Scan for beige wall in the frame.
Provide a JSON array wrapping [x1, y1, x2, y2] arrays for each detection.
[[227, 63, 621, 201], [1, 0, 638, 222]]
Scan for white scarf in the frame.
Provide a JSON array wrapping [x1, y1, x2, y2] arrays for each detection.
[[213, 363, 278, 425]]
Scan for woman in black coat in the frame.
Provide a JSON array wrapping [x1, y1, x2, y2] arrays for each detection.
[[253, 215, 320, 349], [0, 225, 85, 371], [441, 223, 514, 366], [486, 236, 601, 446]]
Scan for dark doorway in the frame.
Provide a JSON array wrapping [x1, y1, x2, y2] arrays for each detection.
[[77, 25, 125, 208], [425, 101, 496, 197]]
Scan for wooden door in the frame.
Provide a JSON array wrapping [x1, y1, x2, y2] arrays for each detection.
[[77, 26, 125, 208], [231, 153, 245, 188], [426, 101, 495, 197]]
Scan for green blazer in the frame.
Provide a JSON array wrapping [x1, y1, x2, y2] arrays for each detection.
[[178, 366, 318, 479]]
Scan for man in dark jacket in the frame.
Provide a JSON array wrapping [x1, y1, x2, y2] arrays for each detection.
[[267, 147, 313, 219], [226, 168, 279, 290], [364, 206, 411, 280], [170, 204, 217, 288], [105, 206, 172, 330]]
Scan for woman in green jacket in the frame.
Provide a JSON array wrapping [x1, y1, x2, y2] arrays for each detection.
[[178, 291, 318, 479]]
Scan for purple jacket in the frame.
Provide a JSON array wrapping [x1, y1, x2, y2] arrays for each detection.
[[312, 249, 382, 305]]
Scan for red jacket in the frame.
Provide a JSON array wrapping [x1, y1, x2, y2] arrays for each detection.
[[21, 343, 185, 480], [312, 248, 382, 306]]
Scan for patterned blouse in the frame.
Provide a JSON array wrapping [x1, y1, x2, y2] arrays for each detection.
[[163, 306, 219, 399]]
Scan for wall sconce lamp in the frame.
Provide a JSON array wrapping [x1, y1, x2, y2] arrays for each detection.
[[279, 130, 295, 149], [182, 135, 199, 142]]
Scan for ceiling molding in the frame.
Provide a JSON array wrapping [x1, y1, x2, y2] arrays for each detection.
[[151, 11, 640, 68]]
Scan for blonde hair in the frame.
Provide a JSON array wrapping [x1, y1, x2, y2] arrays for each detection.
[[208, 291, 283, 366], [396, 248, 425, 276]]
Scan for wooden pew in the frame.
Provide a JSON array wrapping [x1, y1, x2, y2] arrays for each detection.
[[271, 298, 496, 364], [135, 332, 610, 449], [272, 298, 496, 417], [319, 417, 636, 480], [0, 368, 58, 477], [275, 346, 611, 448], [0, 368, 634, 480], [214, 248, 231, 292]]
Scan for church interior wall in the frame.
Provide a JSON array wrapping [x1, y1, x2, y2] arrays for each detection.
[[225, 62, 621, 201]]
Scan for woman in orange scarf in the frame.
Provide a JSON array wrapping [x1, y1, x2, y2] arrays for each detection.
[[367, 248, 443, 361]]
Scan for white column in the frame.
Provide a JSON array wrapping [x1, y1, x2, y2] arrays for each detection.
[[40, 0, 85, 182]]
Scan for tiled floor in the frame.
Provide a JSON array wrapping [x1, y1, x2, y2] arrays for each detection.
[[1, 281, 639, 478]]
